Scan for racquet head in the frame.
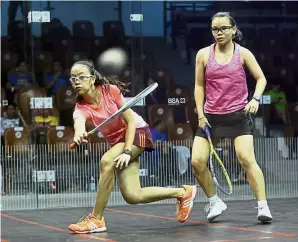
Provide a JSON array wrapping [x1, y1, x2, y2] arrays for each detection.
[[204, 126, 233, 195]]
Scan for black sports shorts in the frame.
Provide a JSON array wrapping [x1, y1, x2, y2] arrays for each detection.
[[195, 108, 253, 139]]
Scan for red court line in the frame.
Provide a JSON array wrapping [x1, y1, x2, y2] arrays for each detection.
[[106, 208, 298, 238], [1, 238, 10, 242], [208, 235, 293, 242], [1, 213, 116, 242]]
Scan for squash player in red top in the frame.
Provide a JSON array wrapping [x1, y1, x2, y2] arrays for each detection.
[[67, 60, 198, 233], [192, 12, 273, 223]]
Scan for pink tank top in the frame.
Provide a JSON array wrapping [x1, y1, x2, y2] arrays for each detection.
[[204, 43, 248, 114]]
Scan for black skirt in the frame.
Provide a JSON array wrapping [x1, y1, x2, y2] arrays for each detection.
[[195, 108, 253, 139]]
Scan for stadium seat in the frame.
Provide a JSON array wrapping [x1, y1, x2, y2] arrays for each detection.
[[4, 127, 30, 154], [65, 52, 88, 69], [92, 37, 108, 60], [29, 37, 43, 51], [52, 39, 74, 56], [18, 87, 47, 123], [1, 51, 18, 74], [103, 21, 126, 48], [150, 68, 173, 89], [33, 51, 53, 74], [72, 21, 95, 55], [47, 126, 74, 152], [73, 20, 94, 39], [133, 52, 155, 74], [148, 104, 174, 126], [56, 87, 77, 111], [167, 123, 193, 142]]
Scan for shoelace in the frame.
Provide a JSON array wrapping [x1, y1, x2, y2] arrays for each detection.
[[204, 203, 213, 213], [204, 201, 221, 213], [255, 205, 267, 210], [77, 215, 92, 225]]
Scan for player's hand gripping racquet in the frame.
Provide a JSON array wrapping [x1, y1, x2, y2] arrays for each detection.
[[204, 126, 233, 195], [69, 82, 159, 149]]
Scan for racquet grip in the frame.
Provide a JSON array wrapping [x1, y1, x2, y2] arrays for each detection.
[[69, 142, 78, 149], [204, 126, 211, 137], [69, 132, 91, 149]]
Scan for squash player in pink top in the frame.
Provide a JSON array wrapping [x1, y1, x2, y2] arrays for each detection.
[[67, 60, 198, 234], [192, 12, 273, 223]]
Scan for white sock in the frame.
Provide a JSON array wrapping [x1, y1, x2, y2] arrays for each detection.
[[257, 200, 268, 207], [208, 194, 220, 203]]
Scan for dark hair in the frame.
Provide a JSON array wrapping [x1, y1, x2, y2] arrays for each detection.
[[72, 60, 129, 103], [211, 12, 243, 42]]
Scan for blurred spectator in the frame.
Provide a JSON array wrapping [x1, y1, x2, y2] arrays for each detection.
[[6, 61, 35, 89], [0, 103, 27, 144], [32, 109, 59, 129], [150, 120, 168, 142], [265, 83, 291, 124], [44, 61, 69, 97], [6, 61, 37, 105], [6, 61, 36, 104]]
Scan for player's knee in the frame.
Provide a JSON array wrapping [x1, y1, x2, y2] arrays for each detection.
[[122, 190, 142, 205], [100, 157, 115, 172], [191, 156, 208, 173], [236, 151, 255, 170]]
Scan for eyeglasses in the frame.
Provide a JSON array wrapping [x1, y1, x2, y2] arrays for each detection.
[[211, 26, 233, 34], [69, 75, 94, 83]]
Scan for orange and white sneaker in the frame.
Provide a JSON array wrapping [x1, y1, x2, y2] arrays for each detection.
[[176, 185, 198, 223], [68, 214, 107, 234]]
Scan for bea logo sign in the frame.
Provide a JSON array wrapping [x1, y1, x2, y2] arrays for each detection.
[[168, 97, 186, 106], [0, 100, 8, 107]]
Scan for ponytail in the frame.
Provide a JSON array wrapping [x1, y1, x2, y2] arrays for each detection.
[[72, 60, 130, 104], [233, 29, 243, 42], [93, 69, 130, 94]]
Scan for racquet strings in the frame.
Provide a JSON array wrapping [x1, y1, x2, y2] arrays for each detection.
[[209, 147, 233, 194]]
